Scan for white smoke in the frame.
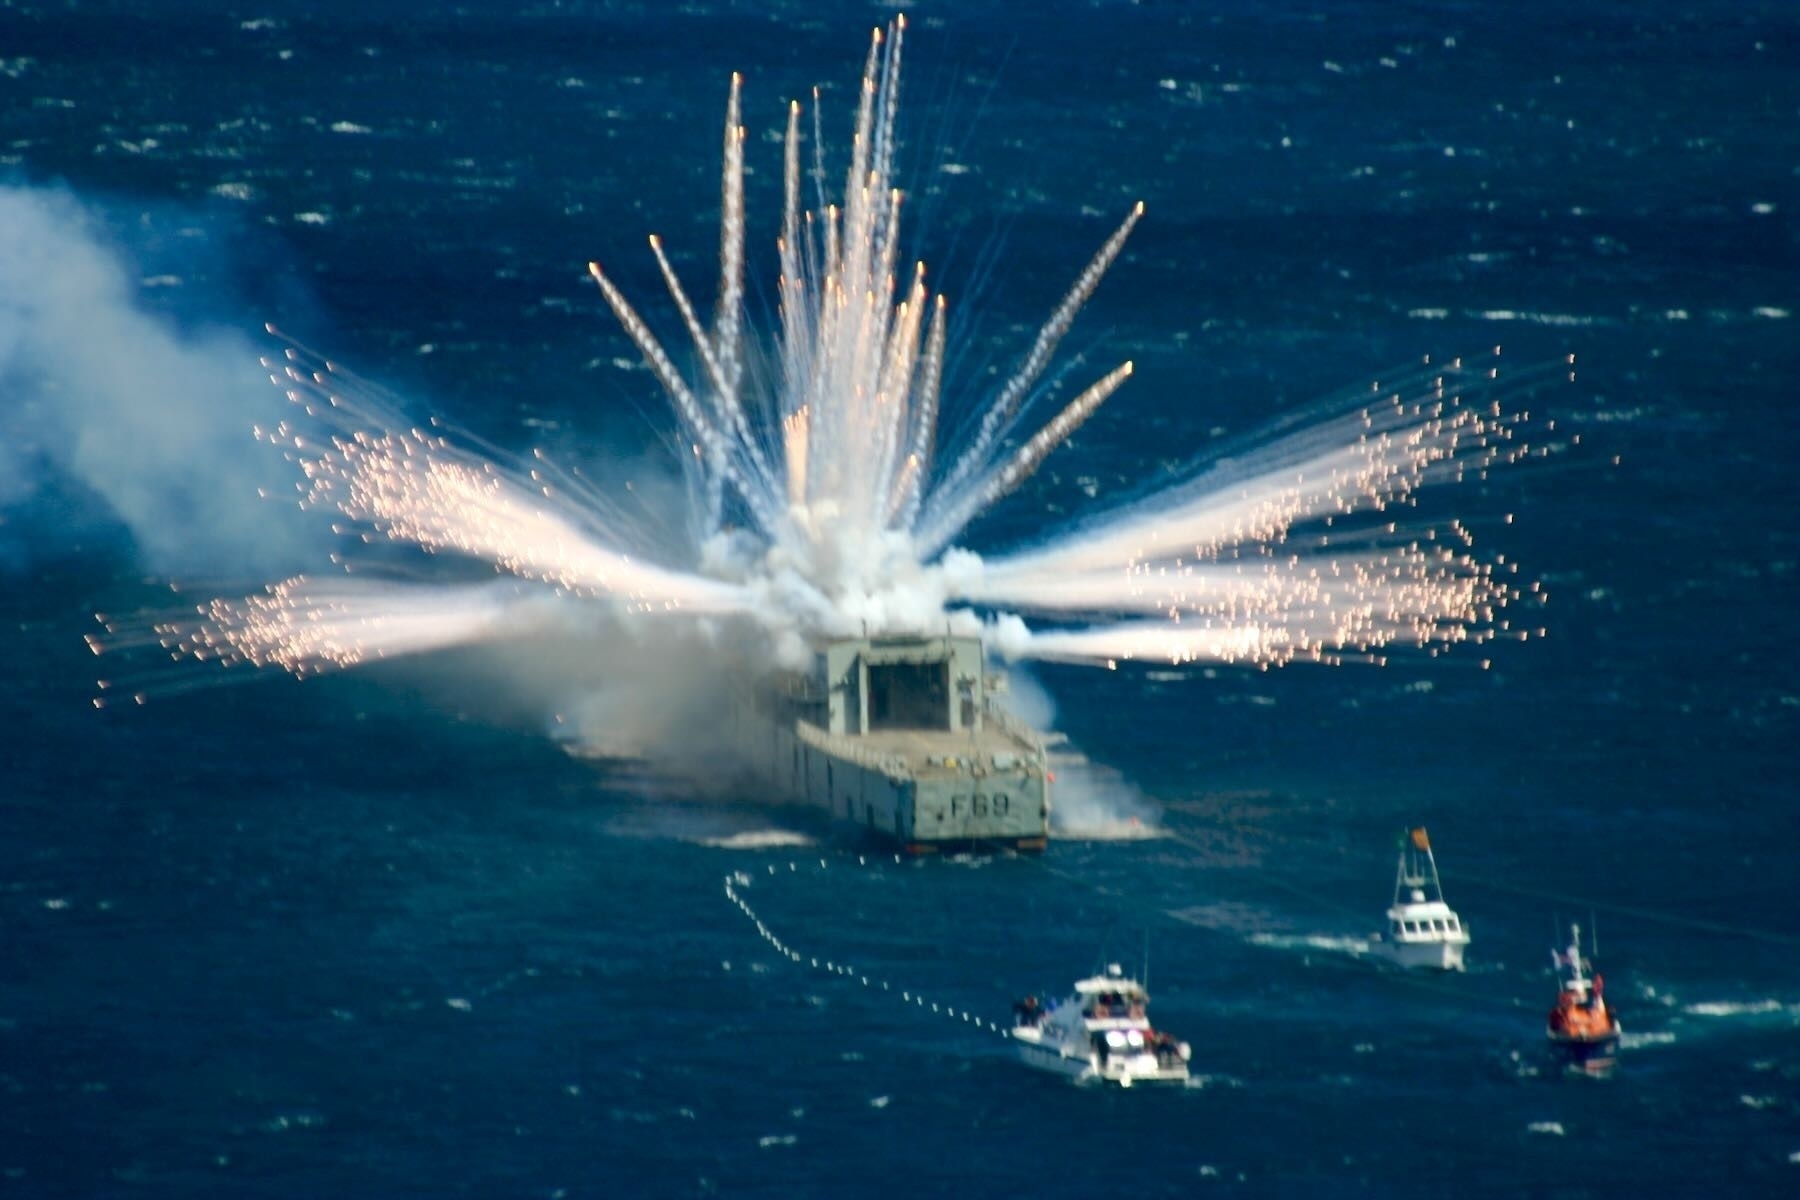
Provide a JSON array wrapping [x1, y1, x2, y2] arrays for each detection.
[[989, 662, 1162, 837], [0, 185, 313, 575], [1048, 757, 1163, 841]]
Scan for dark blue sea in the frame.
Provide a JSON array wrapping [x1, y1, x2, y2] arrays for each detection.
[[3, 2, 1798, 1196]]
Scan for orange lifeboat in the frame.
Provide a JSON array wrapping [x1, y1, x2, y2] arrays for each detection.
[[1544, 924, 1621, 1072]]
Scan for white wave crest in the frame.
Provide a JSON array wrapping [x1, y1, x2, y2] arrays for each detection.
[[1248, 932, 1372, 957], [1683, 999, 1794, 1018], [700, 830, 818, 850]]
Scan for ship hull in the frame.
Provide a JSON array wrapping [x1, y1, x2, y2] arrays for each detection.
[[727, 636, 1051, 854], [1011, 1032, 1187, 1088], [1369, 937, 1468, 971], [731, 707, 1049, 853], [1547, 1030, 1621, 1073]]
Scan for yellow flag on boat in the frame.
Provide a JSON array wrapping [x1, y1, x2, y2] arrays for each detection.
[[1410, 827, 1431, 852]]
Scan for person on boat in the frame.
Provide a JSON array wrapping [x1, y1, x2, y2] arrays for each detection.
[[1549, 988, 1579, 1033], [1589, 975, 1615, 1030]]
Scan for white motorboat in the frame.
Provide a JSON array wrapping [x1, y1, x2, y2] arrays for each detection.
[[1367, 827, 1470, 971], [1009, 963, 1190, 1087]]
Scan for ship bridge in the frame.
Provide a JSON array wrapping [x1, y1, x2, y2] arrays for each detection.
[[824, 635, 988, 738]]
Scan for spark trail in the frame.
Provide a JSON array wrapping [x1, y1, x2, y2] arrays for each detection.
[[100, 18, 1561, 695]]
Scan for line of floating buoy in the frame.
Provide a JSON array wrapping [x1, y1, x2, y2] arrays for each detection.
[[722, 858, 1010, 1039]]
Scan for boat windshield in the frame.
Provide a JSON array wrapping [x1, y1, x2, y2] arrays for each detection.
[[1083, 990, 1147, 1019]]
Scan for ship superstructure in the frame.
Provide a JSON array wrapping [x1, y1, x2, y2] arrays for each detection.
[[731, 634, 1050, 853], [1369, 827, 1470, 971]]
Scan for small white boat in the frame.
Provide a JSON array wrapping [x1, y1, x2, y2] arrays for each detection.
[[1368, 827, 1469, 971], [1009, 963, 1190, 1087]]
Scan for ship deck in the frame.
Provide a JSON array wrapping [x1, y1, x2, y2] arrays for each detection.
[[795, 721, 1040, 777]]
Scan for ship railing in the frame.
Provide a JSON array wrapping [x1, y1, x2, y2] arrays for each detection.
[[794, 721, 909, 778], [984, 703, 1048, 757]]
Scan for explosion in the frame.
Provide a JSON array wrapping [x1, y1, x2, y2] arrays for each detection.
[[96, 17, 1557, 699]]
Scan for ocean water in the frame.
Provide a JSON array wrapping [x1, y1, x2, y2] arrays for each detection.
[[3, 2, 1799, 1196]]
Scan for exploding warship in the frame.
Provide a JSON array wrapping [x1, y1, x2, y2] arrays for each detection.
[[124, 18, 1544, 862], [731, 634, 1050, 853]]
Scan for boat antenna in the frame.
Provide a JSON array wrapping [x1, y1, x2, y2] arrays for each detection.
[[1591, 911, 1600, 961], [1143, 926, 1151, 993], [1094, 917, 1118, 977]]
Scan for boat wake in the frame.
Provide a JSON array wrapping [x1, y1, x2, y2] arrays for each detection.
[[1164, 901, 1285, 937], [600, 807, 812, 848], [1248, 932, 1373, 959], [1184, 1073, 1245, 1091], [700, 830, 819, 850], [1680, 998, 1800, 1021]]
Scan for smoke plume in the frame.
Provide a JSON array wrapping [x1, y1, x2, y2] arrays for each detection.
[[0, 185, 313, 576]]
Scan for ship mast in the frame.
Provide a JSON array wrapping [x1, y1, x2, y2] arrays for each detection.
[[1394, 826, 1442, 903]]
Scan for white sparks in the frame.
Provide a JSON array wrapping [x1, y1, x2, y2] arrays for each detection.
[[107, 22, 1556, 694]]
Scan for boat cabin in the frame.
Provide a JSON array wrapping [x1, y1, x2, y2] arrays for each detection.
[[1073, 964, 1149, 1023], [1385, 896, 1465, 942]]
